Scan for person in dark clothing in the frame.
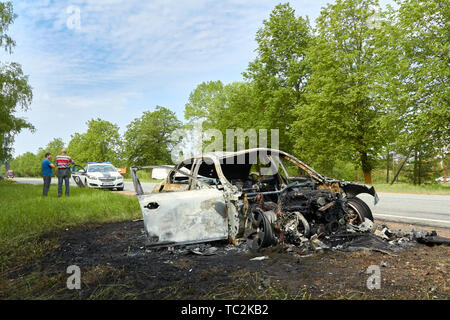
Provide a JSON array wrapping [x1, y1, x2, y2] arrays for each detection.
[[41, 152, 55, 196]]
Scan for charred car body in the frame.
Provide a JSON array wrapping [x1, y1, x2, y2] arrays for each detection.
[[131, 148, 379, 251]]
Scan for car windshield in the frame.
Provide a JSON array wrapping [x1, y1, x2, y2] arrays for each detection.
[[88, 165, 116, 173]]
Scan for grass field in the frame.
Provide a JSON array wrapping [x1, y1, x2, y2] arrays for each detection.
[[0, 180, 141, 275], [1, 180, 449, 300], [372, 183, 450, 195]]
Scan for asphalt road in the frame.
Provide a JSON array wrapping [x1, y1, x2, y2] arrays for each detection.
[[358, 193, 450, 228], [12, 177, 450, 229]]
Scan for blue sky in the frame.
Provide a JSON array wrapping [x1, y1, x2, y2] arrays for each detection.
[[4, 0, 391, 157]]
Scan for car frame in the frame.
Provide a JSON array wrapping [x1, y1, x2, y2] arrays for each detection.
[[131, 148, 379, 250]]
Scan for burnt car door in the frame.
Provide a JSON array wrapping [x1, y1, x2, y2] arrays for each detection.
[[132, 159, 229, 246]]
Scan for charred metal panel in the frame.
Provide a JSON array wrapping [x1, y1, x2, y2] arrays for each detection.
[[339, 182, 379, 204], [138, 189, 229, 245]]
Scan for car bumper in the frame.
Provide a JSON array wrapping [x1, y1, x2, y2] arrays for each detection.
[[87, 181, 124, 189]]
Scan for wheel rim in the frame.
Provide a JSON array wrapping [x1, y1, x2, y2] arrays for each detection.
[[245, 209, 273, 251], [347, 201, 365, 225]]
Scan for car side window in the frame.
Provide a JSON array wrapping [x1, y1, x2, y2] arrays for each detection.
[[190, 158, 220, 190]]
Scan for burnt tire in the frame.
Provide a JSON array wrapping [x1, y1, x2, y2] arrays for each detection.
[[245, 208, 275, 251], [295, 212, 311, 238], [347, 197, 374, 222]]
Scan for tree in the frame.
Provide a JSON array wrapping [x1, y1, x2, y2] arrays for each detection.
[[243, 3, 313, 151], [124, 106, 182, 166], [184, 80, 227, 128], [36, 138, 65, 161], [0, 2, 33, 162], [185, 81, 258, 128], [8, 138, 65, 177], [68, 119, 122, 165], [183, 80, 288, 154], [292, 0, 389, 183], [9, 151, 39, 177], [391, 0, 449, 178]]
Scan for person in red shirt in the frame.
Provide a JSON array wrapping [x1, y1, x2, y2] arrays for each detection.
[[55, 149, 75, 197]]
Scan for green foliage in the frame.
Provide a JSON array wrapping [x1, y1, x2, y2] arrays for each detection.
[[9, 138, 65, 177], [0, 2, 33, 162], [389, 0, 449, 152], [181, 0, 447, 185], [184, 81, 261, 149], [68, 118, 123, 166], [185, 4, 313, 152], [291, 0, 389, 182], [9, 151, 39, 176], [0, 1, 16, 53], [36, 138, 65, 160], [243, 3, 313, 150], [124, 106, 182, 166]]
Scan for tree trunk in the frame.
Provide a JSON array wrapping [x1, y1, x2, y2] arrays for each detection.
[[418, 151, 422, 185], [413, 150, 418, 185], [443, 149, 448, 184], [360, 152, 372, 184], [363, 171, 372, 184], [354, 167, 358, 182], [386, 151, 390, 183]]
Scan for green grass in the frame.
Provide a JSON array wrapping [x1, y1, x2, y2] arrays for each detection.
[[372, 183, 450, 195], [0, 181, 141, 245], [0, 181, 141, 295], [13, 174, 162, 183], [0, 181, 141, 277]]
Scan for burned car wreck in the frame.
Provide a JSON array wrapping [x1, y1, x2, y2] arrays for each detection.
[[131, 148, 381, 251]]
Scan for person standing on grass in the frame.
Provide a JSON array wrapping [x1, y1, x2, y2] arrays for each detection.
[[41, 152, 55, 196], [55, 148, 75, 197]]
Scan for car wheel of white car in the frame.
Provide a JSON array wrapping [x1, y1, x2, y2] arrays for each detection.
[[73, 176, 84, 187]]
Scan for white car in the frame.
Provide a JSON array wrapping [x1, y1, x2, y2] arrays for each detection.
[[435, 176, 450, 183], [72, 162, 124, 191]]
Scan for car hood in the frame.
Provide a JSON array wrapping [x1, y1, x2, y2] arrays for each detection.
[[88, 172, 122, 178]]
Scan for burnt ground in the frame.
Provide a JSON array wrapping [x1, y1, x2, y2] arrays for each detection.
[[2, 219, 449, 300]]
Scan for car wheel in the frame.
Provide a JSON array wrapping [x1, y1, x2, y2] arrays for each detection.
[[117, 187, 124, 191], [347, 197, 374, 223], [245, 208, 276, 251], [73, 176, 84, 187]]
